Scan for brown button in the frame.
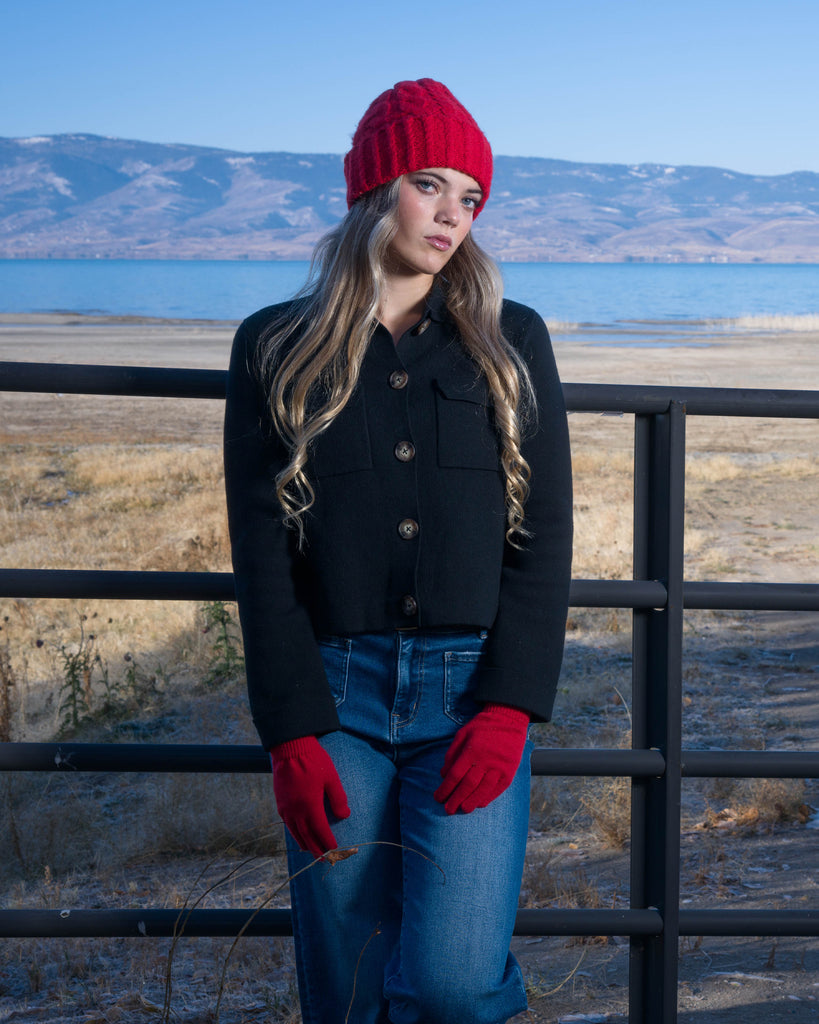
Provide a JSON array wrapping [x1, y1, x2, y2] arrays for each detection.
[[398, 518, 419, 540], [412, 318, 431, 336], [401, 594, 418, 616], [389, 370, 409, 389], [394, 441, 416, 462]]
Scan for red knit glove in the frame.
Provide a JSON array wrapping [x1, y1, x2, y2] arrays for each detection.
[[434, 703, 530, 815], [269, 737, 350, 859]]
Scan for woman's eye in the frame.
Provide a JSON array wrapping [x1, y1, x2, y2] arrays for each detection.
[[416, 179, 437, 193], [462, 196, 480, 209]]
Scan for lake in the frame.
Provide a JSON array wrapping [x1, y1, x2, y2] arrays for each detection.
[[2, 260, 819, 344]]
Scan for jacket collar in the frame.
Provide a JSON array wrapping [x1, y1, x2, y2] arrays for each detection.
[[424, 279, 453, 324]]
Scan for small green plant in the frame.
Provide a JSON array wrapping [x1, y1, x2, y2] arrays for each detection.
[[0, 618, 16, 743], [57, 616, 105, 732], [120, 651, 164, 702], [201, 601, 244, 686]]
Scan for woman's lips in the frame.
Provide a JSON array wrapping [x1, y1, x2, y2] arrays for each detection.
[[425, 235, 452, 251]]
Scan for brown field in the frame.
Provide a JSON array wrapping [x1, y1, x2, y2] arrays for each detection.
[[0, 315, 817, 1022]]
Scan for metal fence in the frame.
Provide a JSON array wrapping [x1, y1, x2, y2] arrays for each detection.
[[1, 359, 818, 1023]]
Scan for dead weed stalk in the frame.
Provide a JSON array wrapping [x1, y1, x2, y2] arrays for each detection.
[[162, 836, 442, 1023], [0, 623, 16, 743]]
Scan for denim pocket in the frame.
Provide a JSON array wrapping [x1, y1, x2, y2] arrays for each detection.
[[317, 635, 352, 707], [443, 648, 485, 725]]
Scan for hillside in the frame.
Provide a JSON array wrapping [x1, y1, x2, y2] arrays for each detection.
[[2, 134, 819, 261]]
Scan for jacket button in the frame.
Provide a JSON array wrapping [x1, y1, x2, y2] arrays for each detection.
[[398, 518, 419, 539], [411, 318, 431, 336], [394, 441, 416, 462], [401, 594, 418, 616], [389, 370, 409, 389]]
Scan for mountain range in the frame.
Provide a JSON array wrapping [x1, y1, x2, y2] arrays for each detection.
[[2, 134, 819, 262]]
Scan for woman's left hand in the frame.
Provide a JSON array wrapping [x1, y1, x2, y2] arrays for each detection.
[[434, 703, 530, 814]]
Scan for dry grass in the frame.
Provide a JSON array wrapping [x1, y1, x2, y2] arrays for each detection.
[[569, 448, 633, 580], [580, 777, 632, 849], [697, 778, 810, 833]]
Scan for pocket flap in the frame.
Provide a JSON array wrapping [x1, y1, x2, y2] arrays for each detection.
[[434, 376, 491, 406]]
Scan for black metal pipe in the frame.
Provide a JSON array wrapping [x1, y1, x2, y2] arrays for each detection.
[[563, 381, 819, 418], [682, 750, 819, 778], [0, 742, 269, 773], [0, 568, 235, 601], [572, 578, 667, 608], [6, 906, 819, 940], [0, 570, 671, 608], [680, 910, 819, 937], [0, 908, 293, 939], [5, 569, 818, 614], [0, 742, 667, 777], [0, 361, 226, 399], [0, 907, 664, 939], [531, 748, 666, 777], [657, 402, 687, 1022], [8, 906, 819, 940], [684, 581, 819, 611], [7, 743, 818, 780], [629, 413, 652, 1023], [2, 361, 818, 418]]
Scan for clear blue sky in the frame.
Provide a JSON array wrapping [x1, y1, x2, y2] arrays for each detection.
[[4, 0, 819, 176]]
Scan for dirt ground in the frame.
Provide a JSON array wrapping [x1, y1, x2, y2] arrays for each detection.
[[0, 314, 817, 1023]]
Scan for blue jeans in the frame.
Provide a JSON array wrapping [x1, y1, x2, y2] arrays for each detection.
[[284, 630, 531, 1024]]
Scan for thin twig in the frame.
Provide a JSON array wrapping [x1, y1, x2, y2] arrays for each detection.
[[539, 948, 587, 997], [162, 827, 281, 1022], [214, 839, 445, 1021], [320, 840, 446, 882], [345, 922, 382, 1024], [213, 855, 328, 1020], [612, 684, 632, 729]]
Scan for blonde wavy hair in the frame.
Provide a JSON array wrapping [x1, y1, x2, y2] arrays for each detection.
[[256, 178, 536, 547]]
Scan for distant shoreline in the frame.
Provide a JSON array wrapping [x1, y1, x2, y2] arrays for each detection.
[[0, 311, 239, 327], [1, 316, 817, 389], [2, 310, 819, 346]]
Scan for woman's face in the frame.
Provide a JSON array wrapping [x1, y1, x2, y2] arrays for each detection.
[[387, 167, 483, 280]]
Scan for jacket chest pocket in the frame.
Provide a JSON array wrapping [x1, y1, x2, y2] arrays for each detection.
[[310, 388, 373, 477], [435, 379, 500, 471]]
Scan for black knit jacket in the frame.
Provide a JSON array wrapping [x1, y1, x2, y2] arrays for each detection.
[[223, 287, 573, 749]]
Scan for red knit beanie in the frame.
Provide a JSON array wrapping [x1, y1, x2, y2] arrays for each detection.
[[344, 79, 493, 217]]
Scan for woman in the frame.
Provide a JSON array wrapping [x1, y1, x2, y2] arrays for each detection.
[[224, 79, 573, 1024]]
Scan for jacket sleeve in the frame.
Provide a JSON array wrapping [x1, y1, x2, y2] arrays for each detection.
[[223, 317, 340, 748], [474, 306, 574, 721]]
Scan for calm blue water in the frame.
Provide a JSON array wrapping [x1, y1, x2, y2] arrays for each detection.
[[2, 260, 819, 342]]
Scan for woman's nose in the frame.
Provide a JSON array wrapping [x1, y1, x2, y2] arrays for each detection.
[[435, 197, 460, 226]]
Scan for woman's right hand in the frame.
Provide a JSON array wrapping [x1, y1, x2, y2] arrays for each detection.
[[269, 736, 350, 859]]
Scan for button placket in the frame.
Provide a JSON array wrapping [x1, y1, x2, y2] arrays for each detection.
[[387, 360, 419, 620]]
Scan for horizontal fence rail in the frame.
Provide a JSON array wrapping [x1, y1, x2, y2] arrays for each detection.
[[0, 907, 665, 940], [3, 357, 819, 416], [2, 570, 817, 609], [5, 907, 819, 940], [4, 742, 819, 780], [1, 359, 818, 1024], [5, 904, 819, 941]]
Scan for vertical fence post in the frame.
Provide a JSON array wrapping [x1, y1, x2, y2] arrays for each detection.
[[629, 402, 686, 1023]]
